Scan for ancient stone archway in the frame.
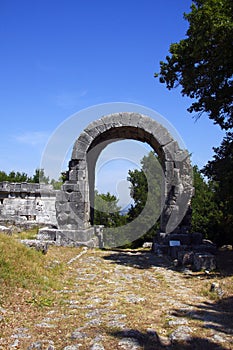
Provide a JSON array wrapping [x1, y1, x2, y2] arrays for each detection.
[[55, 112, 193, 246]]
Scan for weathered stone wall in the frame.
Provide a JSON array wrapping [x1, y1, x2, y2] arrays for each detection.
[[0, 182, 57, 225], [56, 112, 194, 234]]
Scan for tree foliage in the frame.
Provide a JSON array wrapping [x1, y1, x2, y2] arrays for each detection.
[[191, 166, 221, 239], [191, 161, 233, 246], [202, 133, 233, 244], [93, 190, 126, 227], [0, 170, 29, 183], [156, 0, 233, 129], [156, 0, 233, 245], [126, 151, 163, 246], [30, 168, 50, 184], [0, 169, 50, 185]]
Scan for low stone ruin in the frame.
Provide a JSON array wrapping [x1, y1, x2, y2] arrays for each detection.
[[0, 181, 57, 226], [152, 231, 217, 271]]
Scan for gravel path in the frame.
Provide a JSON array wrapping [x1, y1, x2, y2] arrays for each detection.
[[1, 248, 233, 350]]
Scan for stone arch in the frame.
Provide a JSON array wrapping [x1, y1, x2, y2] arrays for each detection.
[[56, 112, 193, 241]]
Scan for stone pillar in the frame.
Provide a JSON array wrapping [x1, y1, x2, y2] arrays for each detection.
[[56, 168, 90, 230]]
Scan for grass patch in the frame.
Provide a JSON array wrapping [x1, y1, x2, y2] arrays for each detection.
[[0, 233, 63, 291], [26, 294, 55, 307], [12, 226, 39, 240]]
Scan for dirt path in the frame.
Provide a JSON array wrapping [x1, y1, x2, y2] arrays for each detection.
[[1, 247, 233, 349]]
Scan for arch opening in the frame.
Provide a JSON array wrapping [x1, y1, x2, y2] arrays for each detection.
[[55, 112, 193, 248], [90, 139, 161, 230]]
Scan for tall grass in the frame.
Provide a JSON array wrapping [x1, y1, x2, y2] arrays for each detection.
[[0, 233, 63, 291]]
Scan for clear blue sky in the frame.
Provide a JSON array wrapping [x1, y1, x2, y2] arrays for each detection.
[[0, 0, 224, 205]]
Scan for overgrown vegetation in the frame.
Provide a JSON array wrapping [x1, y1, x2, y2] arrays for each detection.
[[0, 233, 63, 291]]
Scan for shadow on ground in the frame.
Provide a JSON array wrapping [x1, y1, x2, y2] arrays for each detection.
[[102, 249, 172, 270], [103, 249, 233, 277], [107, 328, 229, 350], [216, 251, 233, 277], [171, 296, 233, 336]]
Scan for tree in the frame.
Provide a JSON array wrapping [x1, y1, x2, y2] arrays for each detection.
[[8, 171, 29, 182], [127, 168, 147, 219], [29, 168, 50, 184], [50, 173, 67, 190], [191, 166, 221, 240], [156, 0, 233, 129], [0, 170, 29, 182], [93, 191, 126, 227], [126, 151, 163, 246], [0, 171, 8, 182], [202, 133, 233, 244]]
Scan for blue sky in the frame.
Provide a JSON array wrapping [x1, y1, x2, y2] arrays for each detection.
[[0, 0, 225, 206]]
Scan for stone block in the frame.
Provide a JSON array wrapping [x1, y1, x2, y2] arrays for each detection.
[[178, 251, 194, 265], [174, 149, 190, 163], [165, 161, 174, 180], [119, 112, 133, 126], [71, 150, 85, 160], [0, 225, 12, 235], [78, 131, 93, 145], [56, 202, 71, 214], [37, 228, 56, 241], [192, 244, 217, 254], [84, 126, 101, 139], [193, 252, 216, 271], [56, 191, 69, 202], [96, 123, 108, 134], [101, 114, 121, 128], [55, 227, 95, 246], [152, 243, 169, 256], [20, 239, 49, 254], [62, 183, 79, 193], [57, 212, 69, 227], [69, 169, 77, 181], [128, 112, 143, 127], [169, 233, 192, 245], [111, 113, 126, 127], [72, 139, 90, 159], [191, 232, 203, 245], [169, 246, 180, 259], [151, 126, 173, 147], [162, 141, 180, 161], [77, 170, 86, 180], [69, 191, 82, 202]]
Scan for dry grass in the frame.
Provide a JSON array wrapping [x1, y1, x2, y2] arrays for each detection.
[[0, 233, 233, 349], [12, 227, 39, 240]]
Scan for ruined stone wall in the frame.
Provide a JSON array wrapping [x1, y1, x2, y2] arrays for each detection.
[[0, 182, 57, 225], [56, 112, 194, 234]]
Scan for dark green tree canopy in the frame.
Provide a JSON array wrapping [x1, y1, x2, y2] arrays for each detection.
[[93, 190, 126, 228], [156, 0, 233, 129], [126, 151, 163, 245], [0, 170, 29, 183], [203, 132, 233, 214], [0, 168, 50, 185]]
